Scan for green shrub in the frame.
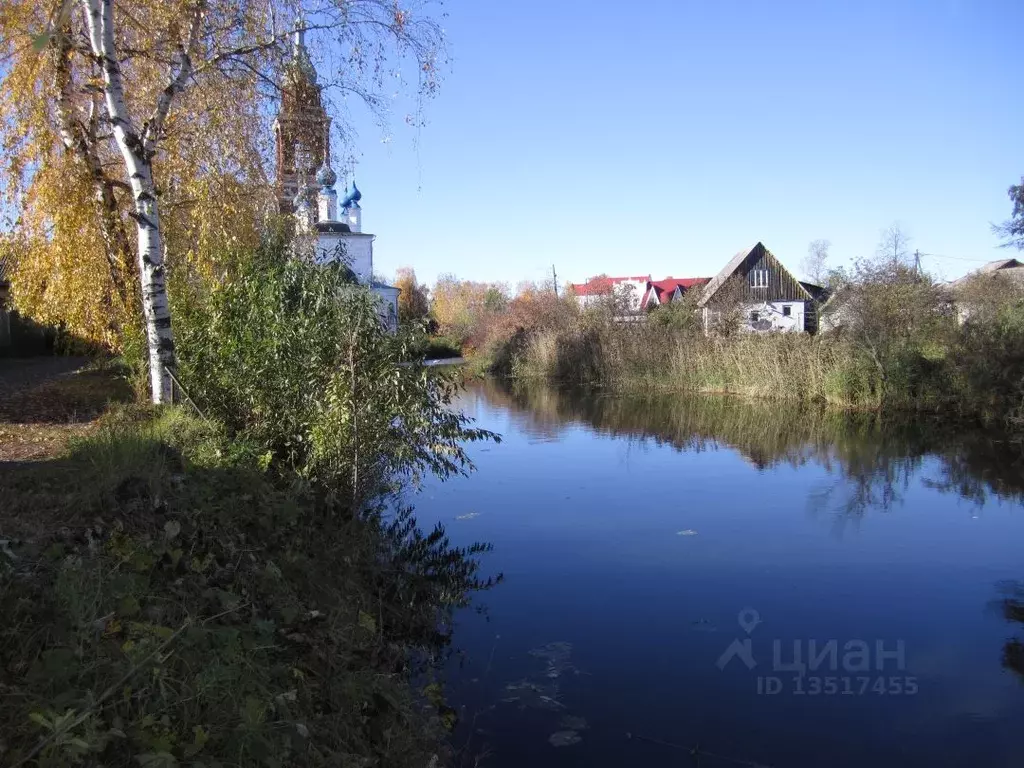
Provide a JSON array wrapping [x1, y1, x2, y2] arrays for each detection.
[[172, 233, 494, 501], [1, 230, 503, 766], [949, 303, 1024, 426]]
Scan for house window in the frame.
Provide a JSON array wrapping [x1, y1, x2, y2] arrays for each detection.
[[782, 305, 792, 317], [749, 269, 769, 288]]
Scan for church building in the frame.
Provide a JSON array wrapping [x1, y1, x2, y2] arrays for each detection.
[[274, 18, 400, 331]]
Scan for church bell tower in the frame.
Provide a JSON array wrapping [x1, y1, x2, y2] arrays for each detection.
[[274, 14, 331, 213]]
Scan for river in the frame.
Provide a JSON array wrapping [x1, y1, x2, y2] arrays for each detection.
[[415, 379, 1024, 767]]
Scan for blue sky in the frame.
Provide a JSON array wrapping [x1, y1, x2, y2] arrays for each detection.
[[342, 0, 1024, 288]]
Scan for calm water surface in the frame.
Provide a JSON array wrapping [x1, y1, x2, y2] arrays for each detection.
[[414, 380, 1024, 768]]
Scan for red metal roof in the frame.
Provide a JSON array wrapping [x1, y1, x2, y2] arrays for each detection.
[[642, 277, 711, 305], [664, 277, 711, 289]]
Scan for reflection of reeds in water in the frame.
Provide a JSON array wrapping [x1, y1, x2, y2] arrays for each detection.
[[471, 378, 1024, 514]]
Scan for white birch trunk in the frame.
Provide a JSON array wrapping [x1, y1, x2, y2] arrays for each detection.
[[83, 0, 187, 404]]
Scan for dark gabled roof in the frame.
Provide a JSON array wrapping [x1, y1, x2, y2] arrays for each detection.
[[799, 281, 830, 303], [949, 258, 1024, 288], [979, 258, 1022, 273], [698, 242, 812, 307], [697, 243, 758, 307], [315, 221, 351, 234]]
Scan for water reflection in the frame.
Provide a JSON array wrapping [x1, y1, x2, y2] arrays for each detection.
[[997, 582, 1024, 681], [434, 380, 1024, 767], [476, 377, 1024, 518]]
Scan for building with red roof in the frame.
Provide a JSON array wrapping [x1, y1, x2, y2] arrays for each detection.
[[640, 277, 711, 308], [568, 274, 711, 314], [567, 243, 829, 331], [569, 275, 651, 311]]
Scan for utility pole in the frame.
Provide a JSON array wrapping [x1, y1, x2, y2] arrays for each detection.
[[551, 264, 558, 296], [913, 249, 922, 276]]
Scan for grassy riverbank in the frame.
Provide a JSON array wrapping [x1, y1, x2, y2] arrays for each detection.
[[498, 322, 1024, 429], [1, 404, 479, 766], [512, 328, 885, 405], [463, 266, 1024, 432], [1, 238, 498, 766]]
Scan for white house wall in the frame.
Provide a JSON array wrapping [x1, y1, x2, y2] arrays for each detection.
[[743, 301, 805, 332], [577, 280, 647, 312]]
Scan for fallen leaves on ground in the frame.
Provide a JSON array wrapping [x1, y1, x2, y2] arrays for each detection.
[[0, 422, 94, 462], [0, 358, 131, 462]]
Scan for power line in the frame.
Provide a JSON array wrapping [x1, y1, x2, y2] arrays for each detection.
[[918, 252, 993, 263]]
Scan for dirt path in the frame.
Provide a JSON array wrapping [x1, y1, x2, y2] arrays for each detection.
[[0, 357, 132, 463]]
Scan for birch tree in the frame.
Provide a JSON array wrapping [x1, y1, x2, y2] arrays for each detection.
[[1, 0, 446, 403], [80, 0, 190, 401], [803, 239, 831, 285], [877, 223, 912, 270]]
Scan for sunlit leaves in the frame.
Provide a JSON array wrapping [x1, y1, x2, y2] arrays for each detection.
[[1, 0, 447, 354]]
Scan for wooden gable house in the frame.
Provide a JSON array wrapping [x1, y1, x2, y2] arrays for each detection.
[[698, 242, 825, 333]]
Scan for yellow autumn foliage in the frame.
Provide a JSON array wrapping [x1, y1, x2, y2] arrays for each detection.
[[0, 0, 445, 351], [14, 156, 128, 348], [0, 0, 276, 348], [395, 266, 430, 324]]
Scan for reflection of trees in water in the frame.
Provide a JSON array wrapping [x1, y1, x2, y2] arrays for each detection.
[[473, 378, 1024, 520], [922, 434, 1024, 506], [994, 582, 1024, 682], [476, 378, 1024, 691]]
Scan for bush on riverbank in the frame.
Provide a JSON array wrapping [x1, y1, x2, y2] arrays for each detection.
[[1, 233, 500, 766], [172, 231, 494, 499]]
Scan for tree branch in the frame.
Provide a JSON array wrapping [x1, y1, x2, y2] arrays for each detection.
[[142, 4, 203, 155]]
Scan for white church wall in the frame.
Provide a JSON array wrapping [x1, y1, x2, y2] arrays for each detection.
[[341, 235, 373, 283], [316, 233, 374, 283], [372, 285, 400, 332]]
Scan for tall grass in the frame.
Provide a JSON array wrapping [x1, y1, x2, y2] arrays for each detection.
[[511, 325, 887, 408], [492, 305, 1024, 431]]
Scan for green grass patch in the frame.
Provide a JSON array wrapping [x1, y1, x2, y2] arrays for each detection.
[[0, 406, 494, 767]]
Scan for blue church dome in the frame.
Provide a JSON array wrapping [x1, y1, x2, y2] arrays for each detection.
[[341, 181, 362, 209], [316, 163, 337, 188]]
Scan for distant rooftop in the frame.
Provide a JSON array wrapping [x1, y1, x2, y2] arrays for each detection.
[[950, 257, 1024, 287], [641, 277, 711, 306], [570, 275, 651, 296]]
